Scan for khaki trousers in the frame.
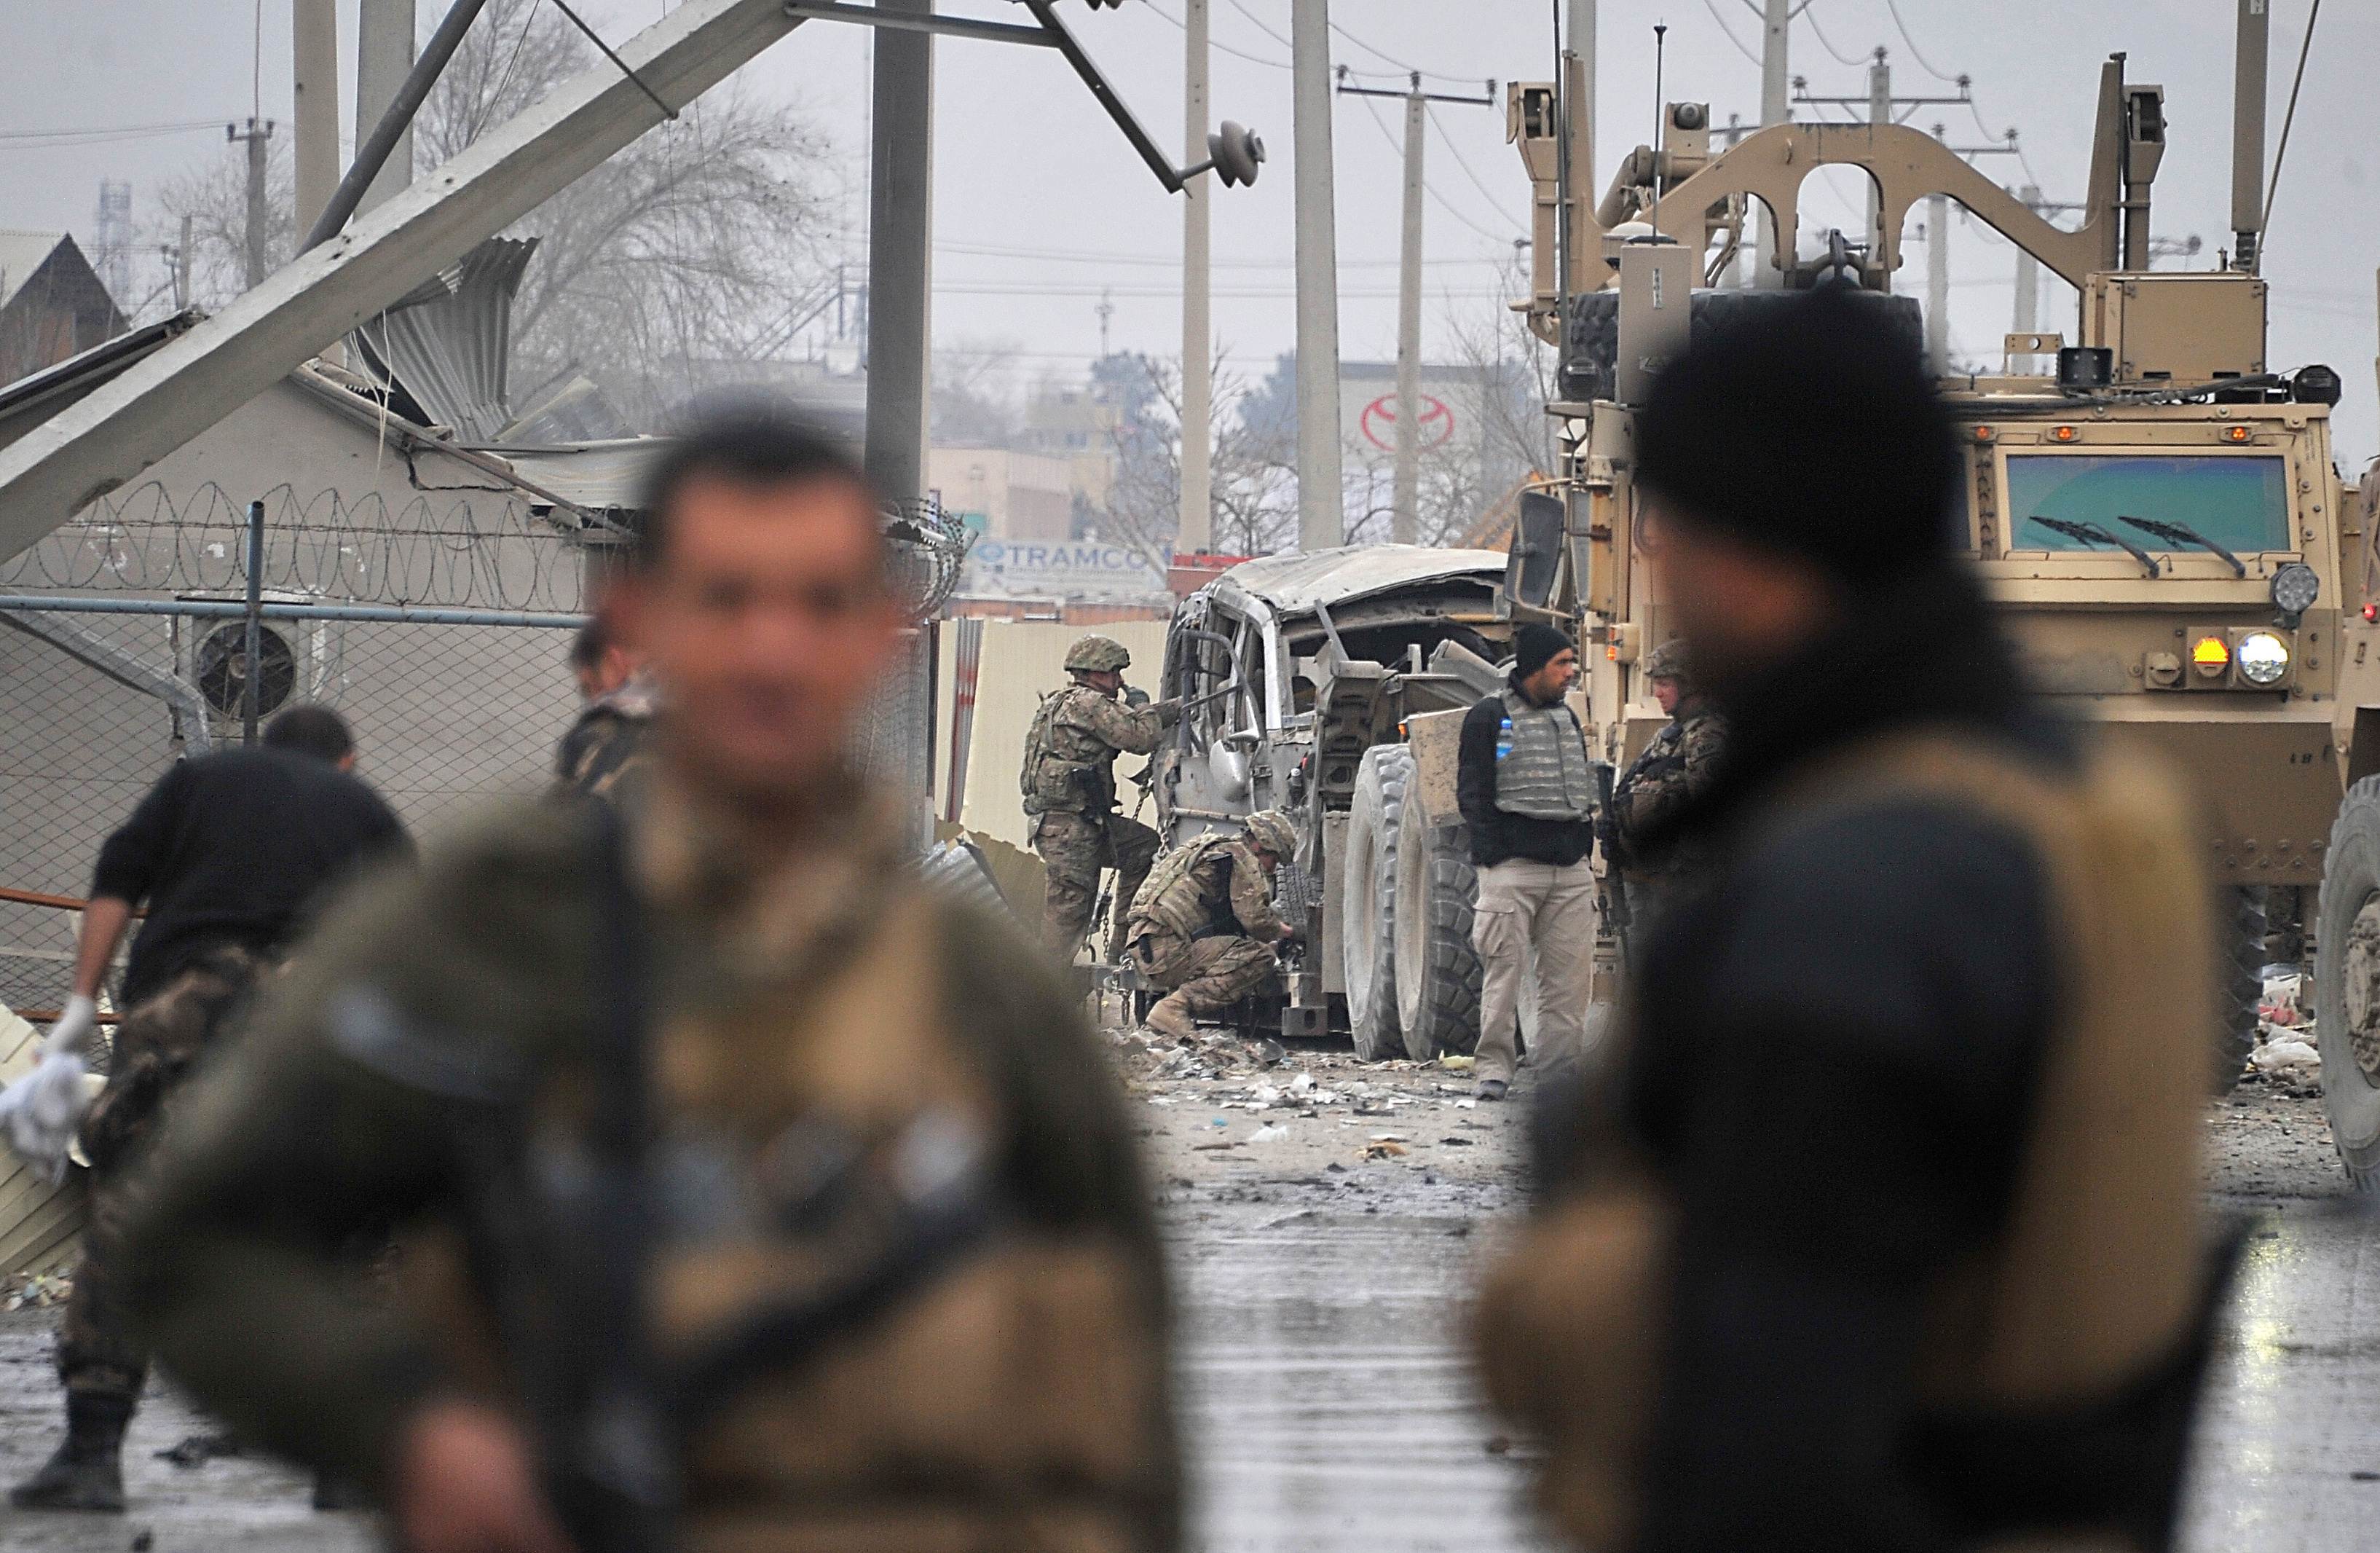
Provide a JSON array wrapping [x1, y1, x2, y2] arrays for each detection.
[[1470, 857, 1596, 1083]]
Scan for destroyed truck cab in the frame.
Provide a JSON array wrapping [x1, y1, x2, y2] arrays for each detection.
[[1503, 45, 2377, 1146], [1152, 546, 1540, 1055]]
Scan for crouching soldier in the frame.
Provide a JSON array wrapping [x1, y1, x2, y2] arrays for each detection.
[[1124, 811, 1297, 1040], [1022, 636, 1180, 963]]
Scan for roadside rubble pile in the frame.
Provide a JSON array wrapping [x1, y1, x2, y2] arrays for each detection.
[[2245, 971, 2321, 1093]]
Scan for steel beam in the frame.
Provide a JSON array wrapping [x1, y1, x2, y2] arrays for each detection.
[[0, 608, 214, 753], [0, 0, 806, 564]]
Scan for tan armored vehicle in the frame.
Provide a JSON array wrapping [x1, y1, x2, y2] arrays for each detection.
[[1504, 35, 2380, 1181]]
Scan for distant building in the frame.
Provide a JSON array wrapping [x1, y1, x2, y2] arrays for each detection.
[[929, 445, 1076, 542], [0, 231, 127, 385]]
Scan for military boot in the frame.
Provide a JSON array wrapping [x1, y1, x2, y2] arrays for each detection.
[[1143, 992, 1199, 1042], [10, 1392, 132, 1512]]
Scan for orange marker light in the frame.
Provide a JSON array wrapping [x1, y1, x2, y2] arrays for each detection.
[[2052, 425, 2078, 443], [1607, 644, 1620, 660], [2365, 602, 2377, 623], [2224, 425, 2251, 443], [1972, 425, 1995, 443], [2191, 634, 2232, 675]]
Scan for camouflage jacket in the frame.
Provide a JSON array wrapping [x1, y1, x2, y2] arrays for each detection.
[[1021, 684, 1175, 816], [121, 771, 1180, 1549], [1609, 704, 1727, 876], [551, 672, 658, 802], [1126, 833, 1284, 945]]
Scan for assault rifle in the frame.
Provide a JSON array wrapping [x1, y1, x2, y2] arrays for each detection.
[[1592, 760, 1631, 964]]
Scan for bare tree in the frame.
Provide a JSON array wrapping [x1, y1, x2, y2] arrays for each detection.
[[159, 0, 843, 428], [932, 340, 1024, 444], [1098, 350, 1299, 563], [157, 135, 295, 312]]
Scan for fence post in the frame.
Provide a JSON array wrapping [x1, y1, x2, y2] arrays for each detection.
[[243, 498, 264, 744]]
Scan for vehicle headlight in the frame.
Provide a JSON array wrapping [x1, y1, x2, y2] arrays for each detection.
[[2237, 631, 2290, 685], [2271, 562, 2320, 618]]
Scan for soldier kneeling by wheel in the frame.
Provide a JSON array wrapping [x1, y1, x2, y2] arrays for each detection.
[[1125, 810, 1298, 1039]]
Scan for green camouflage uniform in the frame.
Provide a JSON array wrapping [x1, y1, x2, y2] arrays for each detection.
[[60, 945, 264, 1405], [1124, 834, 1285, 1013], [1022, 683, 1176, 959], [551, 672, 658, 802], [1608, 695, 1727, 925], [119, 774, 1180, 1548]]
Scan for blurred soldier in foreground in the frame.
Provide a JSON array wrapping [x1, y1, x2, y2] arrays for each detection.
[[1022, 635, 1179, 962], [4, 704, 408, 1512], [1477, 291, 2223, 1553], [1124, 810, 1296, 1039], [553, 618, 656, 801], [123, 413, 1179, 1553], [1602, 638, 1726, 936], [1458, 624, 1598, 1101]]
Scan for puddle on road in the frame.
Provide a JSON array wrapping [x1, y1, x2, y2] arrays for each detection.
[[1172, 1205, 1556, 1553]]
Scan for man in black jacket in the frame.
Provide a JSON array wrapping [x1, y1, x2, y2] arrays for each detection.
[[1475, 291, 2220, 1553], [1457, 623, 1597, 1100], [4, 703, 408, 1512]]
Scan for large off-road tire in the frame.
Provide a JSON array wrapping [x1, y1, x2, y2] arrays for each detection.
[[2216, 886, 2266, 1094], [1392, 784, 1483, 1060], [1342, 747, 1406, 1061], [2314, 778, 2380, 1190]]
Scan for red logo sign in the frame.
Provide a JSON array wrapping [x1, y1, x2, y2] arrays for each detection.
[[1360, 393, 1455, 451]]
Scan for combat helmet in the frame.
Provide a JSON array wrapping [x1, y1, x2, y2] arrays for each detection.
[[1643, 637, 1691, 683], [1242, 809, 1297, 857], [1065, 634, 1132, 674]]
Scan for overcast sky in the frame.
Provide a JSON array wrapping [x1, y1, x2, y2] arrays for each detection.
[[5, 1, 2376, 465]]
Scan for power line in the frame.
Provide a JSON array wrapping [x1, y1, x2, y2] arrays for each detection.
[[1425, 102, 1516, 219], [1698, 0, 1763, 66], [1881, 0, 1961, 84], [1355, 95, 1511, 243], [1143, 0, 1291, 70], [1800, 3, 1866, 67], [937, 239, 1480, 271], [0, 119, 227, 150], [1317, 9, 1491, 85]]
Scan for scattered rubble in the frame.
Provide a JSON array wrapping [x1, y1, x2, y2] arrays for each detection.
[[2242, 971, 2324, 1096], [3, 1272, 71, 1310]]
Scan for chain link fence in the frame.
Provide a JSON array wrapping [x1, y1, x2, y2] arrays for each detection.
[[0, 484, 968, 1016]]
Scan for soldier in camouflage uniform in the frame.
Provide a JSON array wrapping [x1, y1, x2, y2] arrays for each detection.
[[1022, 636, 1181, 962], [1123, 810, 1296, 1040], [552, 668, 659, 802], [1606, 637, 1727, 931], [117, 412, 1181, 1553]]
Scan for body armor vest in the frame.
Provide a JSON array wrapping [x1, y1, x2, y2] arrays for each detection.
[[409, 854, 1169, 1553], [1021, 686, 1116, 816], [1493, 688, 1596, 822], [1128, 833, 1243, 943], [1476, 727, 2215, 1553]]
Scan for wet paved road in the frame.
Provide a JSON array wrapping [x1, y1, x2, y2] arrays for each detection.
[[1, 1112, 2374, 1551], [2180, 1197, 2380, 1552]]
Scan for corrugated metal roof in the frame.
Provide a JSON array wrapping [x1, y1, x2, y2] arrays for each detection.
[[1210, 545, 1508, 615], [0, 312, 195, 454], [492, 438, 669, 511], [353, 236, 537, 441]]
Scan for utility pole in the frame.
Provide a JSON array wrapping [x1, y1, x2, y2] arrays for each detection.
[[1755, 0, 1788, 285], [1795, 60, 1971, 267], [355, 0, 419, 216], [1179, 0, 1212, 554], [1291, 0, 1343, 554], [291, 0, 342, 240], [863, 0, 933, 508], [1338, 70, 1496, 546], [229, 119, 275, 289]]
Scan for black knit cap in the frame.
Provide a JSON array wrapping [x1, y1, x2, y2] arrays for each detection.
[[1633, 288, 1962, 584], [1512, 622, 1575, 681]]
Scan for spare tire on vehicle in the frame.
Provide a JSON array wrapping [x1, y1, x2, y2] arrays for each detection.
[[1558, 286, 1926, 403]]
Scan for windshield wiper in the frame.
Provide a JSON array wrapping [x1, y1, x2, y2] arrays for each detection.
[[2026, 515, 2162, 578], [2114, 514, 2247, 578]]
